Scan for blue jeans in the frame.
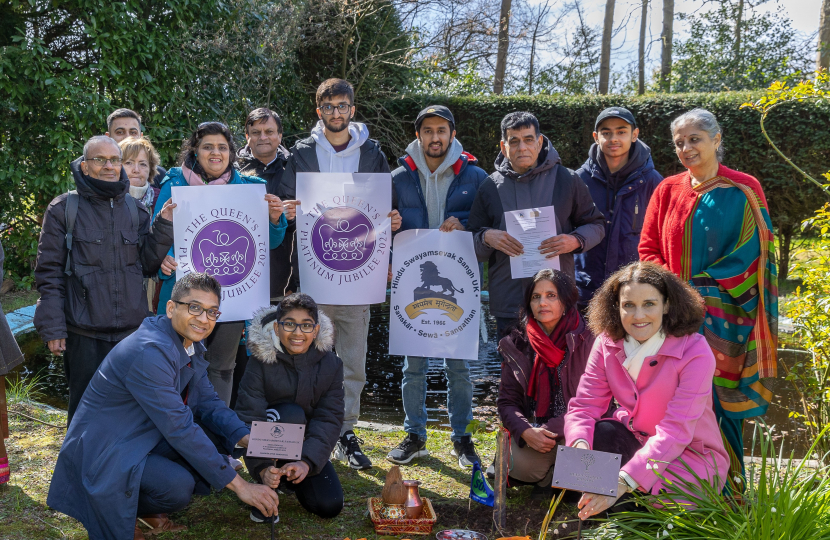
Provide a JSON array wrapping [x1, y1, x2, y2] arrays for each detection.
[[402, 356, 473, 441]]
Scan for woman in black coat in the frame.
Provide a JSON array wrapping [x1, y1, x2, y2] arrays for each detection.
[[235, 293, 345, 522]]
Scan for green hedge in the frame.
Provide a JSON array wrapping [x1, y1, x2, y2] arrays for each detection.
[[375, 92, 830, 277]]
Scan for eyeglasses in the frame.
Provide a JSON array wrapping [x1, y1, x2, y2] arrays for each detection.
[[277, 321, 317, 333], [198, 121, 229, 130], [173, 300, 221, 320], [87, 157, 122, 166], [319, 103, 352, 115]]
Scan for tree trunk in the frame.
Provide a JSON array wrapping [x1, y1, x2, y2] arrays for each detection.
[[599, 0, 616, 94], [638, 0, 648, 95], [659, 0, 674, 92], [529, 27, 538, 94], [733, 0, 744, 60], [778, 224, 793, 282], [493, 0, 513, 95], [819, 0, 830, 71]]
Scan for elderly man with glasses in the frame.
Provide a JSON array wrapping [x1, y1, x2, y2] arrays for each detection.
[[34, 135, 176, 425]]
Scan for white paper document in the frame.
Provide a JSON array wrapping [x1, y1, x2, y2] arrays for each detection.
[[505, 205, 560, 279]]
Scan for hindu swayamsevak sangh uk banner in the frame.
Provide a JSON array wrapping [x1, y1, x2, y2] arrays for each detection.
[[295, 173, 392, 305], [171, 184, 270, 321], [389, 229, 481, 361]]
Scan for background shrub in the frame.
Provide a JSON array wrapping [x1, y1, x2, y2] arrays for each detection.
[[377, 92, 830, 280]]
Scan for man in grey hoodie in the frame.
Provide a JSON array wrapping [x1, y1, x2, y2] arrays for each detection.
[[386, 105, 487, 468], [466, 112, 605, 336], [281, 79, 400, 470]]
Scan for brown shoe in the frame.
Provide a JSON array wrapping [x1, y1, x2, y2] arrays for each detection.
[[137, 514, 187, 535], [134, 522, 146, 540]]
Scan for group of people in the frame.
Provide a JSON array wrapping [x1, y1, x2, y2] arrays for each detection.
[[6, 76, 774, 539]]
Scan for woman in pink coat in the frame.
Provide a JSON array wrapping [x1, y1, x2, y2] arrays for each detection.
[[564, 261, 729, 520]]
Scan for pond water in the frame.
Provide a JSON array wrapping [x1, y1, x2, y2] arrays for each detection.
[[8, 305, 813, 458]]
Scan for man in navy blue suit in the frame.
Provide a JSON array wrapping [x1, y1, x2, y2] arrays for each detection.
[[47, 272, 279, 540]]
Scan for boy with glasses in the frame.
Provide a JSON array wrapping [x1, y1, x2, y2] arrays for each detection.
[[34, 135, 175, 424]]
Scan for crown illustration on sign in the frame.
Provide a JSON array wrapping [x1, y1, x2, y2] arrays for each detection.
[[198, 230, 250, 277], [318, 219, 370, 262]]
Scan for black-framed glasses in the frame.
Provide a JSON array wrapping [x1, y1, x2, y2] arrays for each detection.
[[87, 157, 122, 166], [173, 300, 221, 320], [198, 121, 229, 130], [277, 321, 317, 333], [319, 103, 351, 115]]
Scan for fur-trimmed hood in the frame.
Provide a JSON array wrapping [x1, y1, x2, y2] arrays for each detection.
[[248, 305, 334, 364]]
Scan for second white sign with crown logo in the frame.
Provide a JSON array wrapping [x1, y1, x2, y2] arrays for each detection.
[[296, 173, 392, 305]]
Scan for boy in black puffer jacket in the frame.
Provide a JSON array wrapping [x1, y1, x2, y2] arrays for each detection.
[[235, 294, 344, 522]]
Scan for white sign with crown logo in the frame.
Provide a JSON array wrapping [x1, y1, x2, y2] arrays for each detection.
[[171, 184, 270, 322], [296, 173, 392, 305]]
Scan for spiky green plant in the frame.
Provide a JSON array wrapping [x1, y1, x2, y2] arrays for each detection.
[[6, 372, 44, 405], [583, 423, 830, 540]]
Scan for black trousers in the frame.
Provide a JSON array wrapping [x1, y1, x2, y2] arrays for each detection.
[[63, 331, 119, 426], [592, 419, 644, 513], [137, 425, 229, 516], [244, 403, 344, 519]]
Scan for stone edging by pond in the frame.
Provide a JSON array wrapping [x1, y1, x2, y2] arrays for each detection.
[[7, 304, 36, 338]]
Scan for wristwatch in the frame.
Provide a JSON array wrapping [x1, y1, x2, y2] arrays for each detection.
[[618, 472, 638, 493]]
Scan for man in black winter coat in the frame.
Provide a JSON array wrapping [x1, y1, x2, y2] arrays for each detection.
[[34, 135, 175, 424], [235, 107, 296, 301]]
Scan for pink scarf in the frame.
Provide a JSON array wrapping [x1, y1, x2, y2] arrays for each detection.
[[182, 164, 232, 186]]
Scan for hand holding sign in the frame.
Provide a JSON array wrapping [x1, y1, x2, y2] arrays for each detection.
[[261, 465, 283, 489], [550, 445, 623, 520], [265, 194, 284, 224]]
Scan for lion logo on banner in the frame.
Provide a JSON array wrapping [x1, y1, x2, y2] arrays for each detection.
[[406, 261, 466, 322], [414, 261, 464, 303]]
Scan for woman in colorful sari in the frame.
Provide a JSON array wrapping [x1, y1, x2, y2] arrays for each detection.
[[638, 108, 777, 490]]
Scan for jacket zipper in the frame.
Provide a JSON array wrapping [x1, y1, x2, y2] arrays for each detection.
[[632, 195, 640, 231], [111, 198, 119, 327]]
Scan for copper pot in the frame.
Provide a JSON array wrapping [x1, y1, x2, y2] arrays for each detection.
[[403, 479, 423, 518]]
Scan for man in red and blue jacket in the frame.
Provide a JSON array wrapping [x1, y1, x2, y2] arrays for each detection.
[[387, 105, 487, 468]]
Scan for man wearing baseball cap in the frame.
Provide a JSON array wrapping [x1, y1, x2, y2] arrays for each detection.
[[386, 105, 487, 468], [574, 107, 663, 310]]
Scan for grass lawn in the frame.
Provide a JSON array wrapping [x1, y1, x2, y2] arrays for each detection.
[[0, 402, 580, 540], [1, 289, 39, 314]]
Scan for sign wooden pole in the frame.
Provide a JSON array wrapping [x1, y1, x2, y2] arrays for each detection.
[[493, 426, 509, 531]]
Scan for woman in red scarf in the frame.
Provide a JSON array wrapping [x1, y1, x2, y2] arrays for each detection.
[[496, 269, 594, 494]]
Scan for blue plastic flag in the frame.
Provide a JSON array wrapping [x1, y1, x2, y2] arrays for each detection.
[[469, 461, 494, 507]]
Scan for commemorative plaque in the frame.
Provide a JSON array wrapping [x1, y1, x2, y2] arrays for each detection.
[[551, 446, 622, 496], [246, 421, 305, 460]]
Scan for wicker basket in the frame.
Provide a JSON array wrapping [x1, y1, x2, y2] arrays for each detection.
[[367, 497, 437, 535]]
